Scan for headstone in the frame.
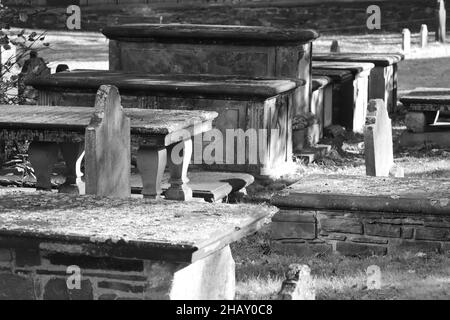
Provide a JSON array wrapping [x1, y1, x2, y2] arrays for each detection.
[[420, 24, 429, 48], [402, 29, 411, 54], [277, 264, 315, 300], [436, 0, 446, 43], [364, 99, 395, 177], [330, 40, 340, 53], [85, 85, 131, 198]]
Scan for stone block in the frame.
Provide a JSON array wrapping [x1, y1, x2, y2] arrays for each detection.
[[0, 249, 11, 262], [388, 239, 441, 254], [271, 221, 316, 240], [43, 278, 93, 300], [85, 85, 131, 198], [98, 281, 144, 294], [15, 247, 41, 267], [364, 99, 394, 177], [320, 218, 363, 234], [349, 236, 388, 245], [272, 210, 316, 223], [271, 241, 333, 257], [401, 227, 415, 239], [415, 227, 450, 241], [336, 242, 387, 257], [405, 112, 431, 133], [0, 274, 36, 300], [365, 223, 401, 238]]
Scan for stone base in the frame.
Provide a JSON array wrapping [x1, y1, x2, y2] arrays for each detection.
[[399, 131, 450, 148], [0, 243, 235, 300], [272, 209, 450, 257]]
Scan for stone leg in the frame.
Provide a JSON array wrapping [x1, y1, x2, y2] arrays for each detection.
[[59, 142, 85, 195], [143, 245, 235, 300], [137, 146, 167, 199], [165, 139, 193, 201], [28, 141, 59, 191], [405, 111, 438, 133]]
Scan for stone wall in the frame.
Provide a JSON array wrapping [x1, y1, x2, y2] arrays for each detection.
[[272, 209, 450, 256], [0, 239, 186, 300], [7, 0, 441, 34]]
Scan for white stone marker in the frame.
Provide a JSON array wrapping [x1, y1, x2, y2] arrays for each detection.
[[420, 24, 429, 48], [402, 28, 411, 54]]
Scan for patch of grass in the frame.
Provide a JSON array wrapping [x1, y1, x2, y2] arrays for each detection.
[[232, 227, 450, 300]]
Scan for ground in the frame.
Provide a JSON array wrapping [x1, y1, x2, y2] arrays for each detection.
[[4, 29, 450, 300]]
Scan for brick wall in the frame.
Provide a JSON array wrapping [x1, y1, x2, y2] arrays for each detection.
[[272, 209, 450, 256]]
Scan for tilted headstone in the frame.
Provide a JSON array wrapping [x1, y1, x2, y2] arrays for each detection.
[[330, 40, 340, 53], [85, 85, 131, 198], [420, 24, 429, 48], [436, 0, 447, 43], [364, 99, 395, 177]]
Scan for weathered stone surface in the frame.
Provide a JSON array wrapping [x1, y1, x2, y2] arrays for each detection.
[[272, 221, 316, 240], [399, 131, 450, 148], [364, 99, 394, 177], [43, 278, 93, 300], [85, 85, 131, 198], [365, 223, 401, 238], [327, 234, 347, 241], [0, 249, 11, 262], [401, 227, 415, 239], [272, 241, 332, 257], [405, 112, 430, 133], [336, 242, 387, 257], [388, 239, 441, 253], [320, 218, 362, 234], [272, 210, 316, 223], [98, 293, 117, 300], [98, 281, 144, 294], [277, 264, 315, 300], [400, 88, 450, 112], [415, 227, 450, 241], [349, 236, 388, 245], [0, 274, 36, 300], [15, 247, 41, 267]]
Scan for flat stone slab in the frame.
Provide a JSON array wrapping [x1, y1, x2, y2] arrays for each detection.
[[313, 52, 405, 67], [312, 68, 353, 83], [399, 131, 450, 148], [312, 61, 375, 76], [400, 88, 450, 112], [0, 189, 275, 263], [102, 23, 319, 45], [27, 70, 302, 99], [312, 76, 333, 91], [271, 174, 450, 215]]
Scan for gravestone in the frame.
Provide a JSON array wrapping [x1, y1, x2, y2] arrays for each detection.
[[364, 99, 394, 177], [277, 264, 315, 300], [402, 29, 411, 54], [420, 24, 429, 48], [436, 0, 447, 43], [85, 85, 131, 198]]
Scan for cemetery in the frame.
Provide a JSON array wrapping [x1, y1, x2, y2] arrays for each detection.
[[0, 0, 449, 301]]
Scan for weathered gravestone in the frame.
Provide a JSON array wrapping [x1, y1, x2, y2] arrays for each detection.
[[364, 99, 395, 177], [85, 85, 131, 199], [277, 264, 315, 300]]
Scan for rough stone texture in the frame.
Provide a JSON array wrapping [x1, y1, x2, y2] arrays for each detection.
[[399, 131, 450, 148], [336, 242, 387, 257], [272, 221, 316, 240], [0, 249, 11, 262], [0, 274, 36, 300], [364, 99, 395, 177], [405, 112, 432, 133], [320, 218, 362, 234], [271, 241, 332, 257], [365, 223, 401, 238], [400, 88, 450, 112], [43, 278, 93, 300], [85, 85, 131, 198], [277, 264, 315, 300]]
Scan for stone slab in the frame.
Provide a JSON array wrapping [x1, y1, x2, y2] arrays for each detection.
[[271, 174, 450, 215], [0, 189, 276, 263], [102, 23, 319, 45], [312, 61, 375, 77], [27, 70, 303, 99], [313, 52, 405, 67], [400, 88, 450, 112], [312, 69, 353, 83]]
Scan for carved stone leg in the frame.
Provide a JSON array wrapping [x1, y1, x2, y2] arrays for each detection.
[[137, 146, 167, 199], [59, 142, 85, 195], [28, 141, 59, 191], [165, 139, 193, 201]]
